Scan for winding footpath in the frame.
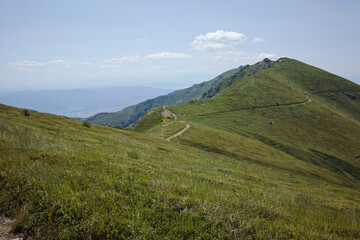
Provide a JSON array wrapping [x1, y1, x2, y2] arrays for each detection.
[[166, 124, 190, 142], [194, 95, 312, 118], [257, 95, 312, 110], [164, 96, 311, 142]]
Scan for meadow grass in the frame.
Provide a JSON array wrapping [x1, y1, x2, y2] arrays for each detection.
[[1, 103, 360, 239], [123, 58, 360, 239]]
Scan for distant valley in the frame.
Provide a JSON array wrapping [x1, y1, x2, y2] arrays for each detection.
[[0, 86, 173, 118]]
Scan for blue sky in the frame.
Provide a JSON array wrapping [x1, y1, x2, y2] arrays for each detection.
[[1, 0, 359, 91]]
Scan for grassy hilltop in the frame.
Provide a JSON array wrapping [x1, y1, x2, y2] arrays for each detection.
[[1, 58, 360, 239], [133, 58, 360, 184]]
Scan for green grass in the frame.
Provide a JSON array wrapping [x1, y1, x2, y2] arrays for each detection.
[[161, 121, 187, 138], [1, 58, 360, 239], [1, 104, 359, 239], [130, 107, 187, 139], [180, 101, 360, 165], [127, 58, 360, 238], [135, 59, 360, 177]]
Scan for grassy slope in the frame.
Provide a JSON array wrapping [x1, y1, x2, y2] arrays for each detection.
[[132, 58, 360, 184], [84, 68, 238, 128], [130, 107, 187, 139], [160, 58, 360, 171], [1, 103, 360, 239], [129, 58, 360, 236], [272, 58, 360, 121]]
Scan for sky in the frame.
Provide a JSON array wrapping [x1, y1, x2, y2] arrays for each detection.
[[1, 0, 360, 91]]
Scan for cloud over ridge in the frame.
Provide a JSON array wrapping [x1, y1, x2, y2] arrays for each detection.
[[191, 30, 247, 50]]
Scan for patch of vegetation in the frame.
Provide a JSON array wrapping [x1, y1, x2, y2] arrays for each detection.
[[82, 121, 91, 128], [127, 150, 140, 159], [249, 133, 360, 183], [21, 109, 30, 116], [161, 121, 187, 139], [130, 107, 163, 133], [107, 124, 123, 129]]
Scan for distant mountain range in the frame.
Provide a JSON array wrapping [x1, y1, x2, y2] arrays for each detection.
[[0, 86, 172, 118]]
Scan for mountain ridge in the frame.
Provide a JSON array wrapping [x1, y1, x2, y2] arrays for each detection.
[[131, 57, 360, 185], [85, 58, 285, 127]]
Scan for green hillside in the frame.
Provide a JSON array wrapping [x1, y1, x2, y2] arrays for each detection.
[[84, 68, 238, 127], [133, 58, 360, 183], [1, 58, 360, 239]]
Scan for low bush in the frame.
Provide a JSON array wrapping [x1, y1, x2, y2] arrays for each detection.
[[82, 122, 91, 128], [21, 109, 30, 116]]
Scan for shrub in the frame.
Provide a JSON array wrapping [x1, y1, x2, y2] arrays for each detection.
[[82, 122, 91, 128], [22, 109, 30, 116], [107, 125, 123, 129], [127, 150, 140, 159]]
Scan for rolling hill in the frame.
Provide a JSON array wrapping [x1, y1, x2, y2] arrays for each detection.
[[132, 58, 360, 184], [0, 58, 360, 239]]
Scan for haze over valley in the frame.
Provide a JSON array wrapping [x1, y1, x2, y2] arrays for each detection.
[[0, 86, 173, 118]]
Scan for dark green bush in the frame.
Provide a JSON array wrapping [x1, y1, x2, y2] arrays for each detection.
[[22, 109, 30, 116], [82, 122, 90, 128]]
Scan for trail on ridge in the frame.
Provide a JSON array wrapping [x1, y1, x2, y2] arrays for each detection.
[[166, 124, 190, 142]]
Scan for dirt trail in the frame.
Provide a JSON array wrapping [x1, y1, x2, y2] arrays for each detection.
[[0, 215, 24, 240], [161, 106, 190, 142], [166, 124, 190, 142], [194, 95, 312, 118], [163, 96, 311, 141], [259, 95, 312, 110], [288, 95, 311, 106]]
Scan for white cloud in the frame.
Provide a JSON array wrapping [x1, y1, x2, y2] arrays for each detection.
[[97, 62, 121, 69], [209, 51, 277, 63], [97, 52, 190, 70], [138, 38, 147, 42], [8, 60, 44, 71], [78, 62, 92, 66], [257, 52, 277, 59], [98, 55, 141, 69], [145, 52, 191, 60], [252, 37, 265, 43], [103, 55, 141, 64], [48, 59, 67, 64], [191, 30, 247, 50]]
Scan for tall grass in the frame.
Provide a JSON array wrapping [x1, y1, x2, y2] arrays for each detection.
[[0, 102, 360, 239]]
